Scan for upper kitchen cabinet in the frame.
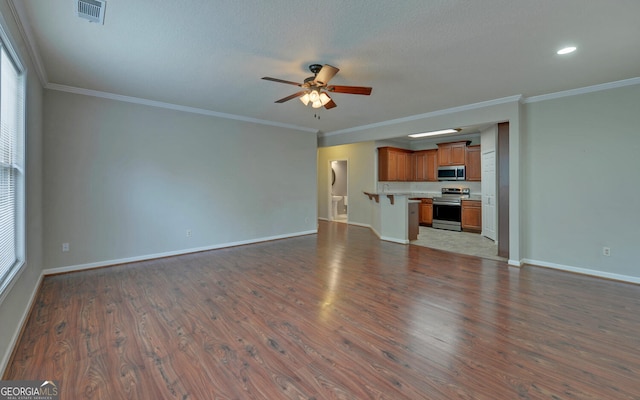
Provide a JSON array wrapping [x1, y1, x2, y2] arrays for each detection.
[[378, 147, 413, 181], [465, 145, 481, 181], [437, 141, 468, 166], [413, 149, 438, 181]]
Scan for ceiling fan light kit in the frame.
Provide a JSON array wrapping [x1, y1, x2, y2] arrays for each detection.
[[300, 90, 331, 108], [262, 64, 372, 111]]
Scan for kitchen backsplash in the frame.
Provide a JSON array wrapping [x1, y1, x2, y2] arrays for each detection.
[[377, 181, 482, 194]]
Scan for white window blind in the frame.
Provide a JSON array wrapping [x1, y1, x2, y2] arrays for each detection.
[[0, 42, 25, 298]]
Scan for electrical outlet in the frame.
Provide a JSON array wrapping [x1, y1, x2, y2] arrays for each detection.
[[602, 247, 611, 256], [186, 229, 192, 237], [62, 243, 69, 252]]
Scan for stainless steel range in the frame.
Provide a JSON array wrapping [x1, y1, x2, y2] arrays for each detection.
[[432, 187, 470, 231]]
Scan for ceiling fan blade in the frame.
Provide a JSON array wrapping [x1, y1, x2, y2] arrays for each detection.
[[327, 85, 372, 95], [314, 64, 339, 86], [262, 77, 302, 86], [324, 98, 337, 109], [275, 91, 306, 103]]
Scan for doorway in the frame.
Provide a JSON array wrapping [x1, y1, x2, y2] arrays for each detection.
[[330, 160, 348, 223], [411, 122, 509, 261]]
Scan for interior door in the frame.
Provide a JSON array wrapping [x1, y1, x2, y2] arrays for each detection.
[[482, 151, 497, 240]]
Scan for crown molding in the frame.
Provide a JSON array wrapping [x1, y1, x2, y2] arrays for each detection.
[[7, 0, 48, 86], [321, 95, 523, 137], [6, 0, 637, 136], [7, 0, 315, 133], [523, 77, 640, 104], [46, 83, 318, 133]]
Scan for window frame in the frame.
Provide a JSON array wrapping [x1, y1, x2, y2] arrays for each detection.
[[0, 16, 26, 304]]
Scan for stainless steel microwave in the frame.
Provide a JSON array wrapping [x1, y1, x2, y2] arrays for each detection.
[[437, 165, 465, 181]]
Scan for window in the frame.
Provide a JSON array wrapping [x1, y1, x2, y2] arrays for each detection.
[[0, 33, 25, 300]]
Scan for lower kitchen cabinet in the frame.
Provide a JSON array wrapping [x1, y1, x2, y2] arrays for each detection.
[[419, 198, 432, 226], [461, 199, 481, 233]]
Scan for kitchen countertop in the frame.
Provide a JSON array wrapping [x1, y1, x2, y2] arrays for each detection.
[[364, 192, 482, 202], [370, 192, 439, 198], [374, 192, 481, 200]]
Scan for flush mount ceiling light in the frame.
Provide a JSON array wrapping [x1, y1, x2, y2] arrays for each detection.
[[408, 129, 460, 138], [557, 46, 577, 55]]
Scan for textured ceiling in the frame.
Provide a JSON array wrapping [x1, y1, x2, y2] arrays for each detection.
[[11, 0, 640, 136]]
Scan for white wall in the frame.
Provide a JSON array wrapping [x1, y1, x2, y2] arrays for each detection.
[[480, 125, 497, 153], [522, 83, 640, 280], [43, 90, 318, 269], [0, 2, 45, 373]]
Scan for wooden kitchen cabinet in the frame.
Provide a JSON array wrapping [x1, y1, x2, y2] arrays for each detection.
[[413, 149, 438, 181], [419, 198, 433, 226], [461, 199, 482, 233], [465, 145, 481, 181], [438, 141, 468, 166], [378, 147, 413, 181], [398, 151, 412, 181]]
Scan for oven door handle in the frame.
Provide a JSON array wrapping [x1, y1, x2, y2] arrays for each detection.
[[433, 201, 461, 206]]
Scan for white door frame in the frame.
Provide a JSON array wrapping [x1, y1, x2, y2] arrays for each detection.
[[329, 159, 348, 221]]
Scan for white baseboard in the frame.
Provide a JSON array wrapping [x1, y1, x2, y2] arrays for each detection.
[[345, 221, 370, 229], [508, 259, 522, 267], [0, 273, 43, 376], [353, 223, 381, 239], [43, 230, 317, 276], [522, 258, 640, 284], [321, 219, 382, 239], [381, 236, 409, 245]]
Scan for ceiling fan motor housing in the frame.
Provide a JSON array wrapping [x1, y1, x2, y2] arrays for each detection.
[[309, 64, 323, 75]]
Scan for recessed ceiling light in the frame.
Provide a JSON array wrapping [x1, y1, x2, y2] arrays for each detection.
[[557, 46, 577, 55], [408, 129, 459, 138]]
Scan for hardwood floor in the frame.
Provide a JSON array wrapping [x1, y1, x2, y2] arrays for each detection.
[[5, 221, 640, 399]]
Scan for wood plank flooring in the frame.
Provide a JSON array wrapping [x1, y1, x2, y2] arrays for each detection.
[[5, 221, 640, 399]]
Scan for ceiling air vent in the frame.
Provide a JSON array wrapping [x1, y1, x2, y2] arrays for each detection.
[[76, 0, 106, 24]]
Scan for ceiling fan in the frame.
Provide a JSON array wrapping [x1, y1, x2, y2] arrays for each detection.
[[262, 64, 372, 110]]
